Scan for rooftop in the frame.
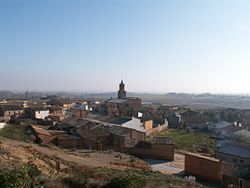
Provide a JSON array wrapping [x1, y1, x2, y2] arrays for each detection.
[[186, 152, 220, 162], [108, 117, 132, 125], [220, 124, 243, 132], [106, 125, 133, 136], [217, 142, 250, 158], [106, 99, 127, 104], [0, 105, 23, 111], [30, 125, 66, 136]]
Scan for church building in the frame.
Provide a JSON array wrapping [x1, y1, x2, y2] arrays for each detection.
[[105, 81, 142, 117]]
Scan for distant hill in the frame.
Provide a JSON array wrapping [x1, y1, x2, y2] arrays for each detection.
[[1, 91, 250, 109]]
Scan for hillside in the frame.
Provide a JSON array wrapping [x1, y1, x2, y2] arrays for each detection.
[[0, 138, 203, 188]]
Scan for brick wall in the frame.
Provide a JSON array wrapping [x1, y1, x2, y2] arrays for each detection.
[[128, 141, 174, 161], [54, 137, 83, 149], [185, 153, 224, 183]]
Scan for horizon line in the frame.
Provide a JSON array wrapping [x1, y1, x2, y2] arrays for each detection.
[[0, 90, 250, 96]]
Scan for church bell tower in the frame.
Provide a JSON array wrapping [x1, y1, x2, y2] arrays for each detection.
[[118, 80, 127, 99]]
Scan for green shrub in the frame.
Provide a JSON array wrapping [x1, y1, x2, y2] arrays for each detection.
[[102, 173, 146, 188], [0, 162, 42, 188], [0, 125, 27, 141]]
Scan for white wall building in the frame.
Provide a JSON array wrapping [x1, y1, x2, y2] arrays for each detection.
[[35, 110, 50, 120], [120, 117, 145, 132]]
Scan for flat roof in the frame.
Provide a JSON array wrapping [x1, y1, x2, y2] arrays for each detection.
[[107, 99, 127, 104], [186, 152, 220, 162], [217, 142, 250, 158]]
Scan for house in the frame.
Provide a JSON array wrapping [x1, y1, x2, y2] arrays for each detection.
[[144, 119, 168, 136], [168, 112, 182, 128], [215, 142, 250, 165], [25, 107, 50, 120], [48, 106, 65, 121], [233, 129, 250, 144], [215, 142, 250, 187], [65, 108, 88, 119], [104, 116, 145, 132], [181, 110, 212, 130], [105, 98, 127, 117], [220, 124, 243, 138], [49, 117, 146, 150], [128, 137, 174, 160], [107, 125, 145, 149], [208, 121, 232, 132], [0, 105, 24, 122], [76, 123, 112, 149], [62, 102, 75, 110], [142, 119, 153, 130], [26, 125, 66, 144], [53, 134, 83, 149]]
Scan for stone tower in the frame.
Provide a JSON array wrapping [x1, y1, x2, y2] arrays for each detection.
[[118, 80, 127, 99]]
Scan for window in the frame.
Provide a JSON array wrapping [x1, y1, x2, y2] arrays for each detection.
[[239, 178, 244, 188]]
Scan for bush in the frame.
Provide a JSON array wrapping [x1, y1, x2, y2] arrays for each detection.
[[102, 173, 146, 188], [0, 125, 27, 141], [62, 168, 89, 188], [0, 162, 42, 188]]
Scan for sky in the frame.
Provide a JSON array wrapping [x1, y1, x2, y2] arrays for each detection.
[[0, 0, 250, 94]]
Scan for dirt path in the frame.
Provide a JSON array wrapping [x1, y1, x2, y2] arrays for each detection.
[[0, 138, 150, 177]]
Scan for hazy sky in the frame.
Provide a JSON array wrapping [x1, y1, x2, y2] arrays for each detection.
[[1, 0, 250, 93]]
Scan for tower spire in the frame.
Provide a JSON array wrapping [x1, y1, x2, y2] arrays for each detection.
[[118, 80, 126, 99]]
